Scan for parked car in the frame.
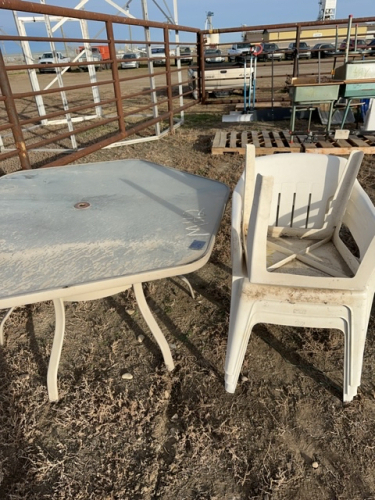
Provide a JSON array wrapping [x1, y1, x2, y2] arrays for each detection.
[[258, 43, 284, 61], [38, 51, 71, 73], [78, 52, 103, 71], [204, 49, 225, 63], [148, 47, 176, 66], [121, 52, 140, 69], [368, 38, 375, 52], [311, 43, 336, 58], [340, 39, 369, 53], [227, 42, 251, 62], [285, 42, 311, 60], [150, 47, 167, 65], [176, 46, 193, 65]]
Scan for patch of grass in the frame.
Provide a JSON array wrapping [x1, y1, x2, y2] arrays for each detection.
[[182, 112, 222, 128]]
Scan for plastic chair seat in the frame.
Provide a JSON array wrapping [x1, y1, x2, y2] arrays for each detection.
[[266, 235, 354, 278]]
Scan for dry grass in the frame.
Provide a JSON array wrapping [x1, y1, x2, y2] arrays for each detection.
[[1, 108, 375, 499]]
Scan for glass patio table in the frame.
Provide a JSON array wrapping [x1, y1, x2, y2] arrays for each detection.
[[0, 159, 229, 401]]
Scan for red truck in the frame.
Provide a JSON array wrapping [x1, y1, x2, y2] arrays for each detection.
[[78, 45, 111, 69]]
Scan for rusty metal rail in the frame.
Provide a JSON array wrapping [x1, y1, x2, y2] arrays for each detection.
[[0, 50, 31, 169], [0, 0, 374, 171], [0, 0, 200, 170]]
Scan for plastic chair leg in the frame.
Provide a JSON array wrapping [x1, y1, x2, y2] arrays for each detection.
[[225, 281, 256, 393], [133, 282, 175, 371], [343, 304, 371, 402], [47, 298, 65, 402], [0, 307, 15, 345]]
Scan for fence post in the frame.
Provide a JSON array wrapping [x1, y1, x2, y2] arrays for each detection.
[[293, 25, 301, 78], [106, 20, 126, 135], [0, 49, 31, 170], [164, 27, 174, 133], [197, 32, 205, 103]]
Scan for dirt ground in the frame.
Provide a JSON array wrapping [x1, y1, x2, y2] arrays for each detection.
[[1, 95, 375, 499]]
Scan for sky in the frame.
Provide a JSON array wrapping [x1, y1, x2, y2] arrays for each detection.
[[1, 0, 374, 53]]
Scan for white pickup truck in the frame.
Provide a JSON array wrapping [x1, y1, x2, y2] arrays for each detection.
[[38, 51, 71, 73], [227, 43, 252, 62], [150, 47, 176, 66], [188, 65, 253, 99]]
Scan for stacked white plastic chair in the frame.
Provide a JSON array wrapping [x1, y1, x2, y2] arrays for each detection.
[[225, 145, 375, 402]]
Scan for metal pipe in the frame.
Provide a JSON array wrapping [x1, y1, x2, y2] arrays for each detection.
[[345, 15, 353, 63], [106, 20, 126, 134], [243, 56, 247, 113], [42, 110, 174, 168], [42, 132, 126, 167], [16, 98, 116, 127], [252, 55, 257, 109], [318, 48, 321, 83], [163, 27, 174, 132], [200, 16, 375, 34], [293, 25, 301, 78], [28, 117, 119, 151], [141, 0, 160, 137], [0, 49, 31, 169], [248, 55, 253, 110], [197, 32, 205, 103], [13, 79, 116, 99], [0, 34, 109, 44], [172, 0, 184, 122], [0, 0, 199, 32], [123, 100, 169, 118], [271, 53, 274, 112]]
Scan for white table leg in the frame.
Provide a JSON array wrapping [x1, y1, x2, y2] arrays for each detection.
[[47, 298, 65, 402], [133, 282, 175, 371], [0, 307, 15, 345], [178, 275, 195, 299]]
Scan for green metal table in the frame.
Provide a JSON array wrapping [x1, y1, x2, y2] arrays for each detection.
[[289, 78, 342, 136]]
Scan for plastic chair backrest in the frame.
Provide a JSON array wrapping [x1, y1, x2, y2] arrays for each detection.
[[243, 146, 370, 288], [243, 146, 363, 233]]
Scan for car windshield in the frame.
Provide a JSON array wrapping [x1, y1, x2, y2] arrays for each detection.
[[264, 44, 278, 51], [123, 54, 136, 59], [181, 48, 191, 54], [236, 43, 250, 49], [290, 43, 308, 48], [151, 48, 165, 54], [343, 39, 366, 46], [41, 53, 53, 58], [205, 49, 220, 55]]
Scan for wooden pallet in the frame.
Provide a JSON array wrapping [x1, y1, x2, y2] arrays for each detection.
[[304, 134, 375, 154], [211, 130, 375, 155]]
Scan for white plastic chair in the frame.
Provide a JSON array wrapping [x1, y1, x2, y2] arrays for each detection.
[[225, 145, 375, 402]]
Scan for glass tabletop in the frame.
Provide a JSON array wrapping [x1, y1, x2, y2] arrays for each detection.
[[0, 159, 229, 301]]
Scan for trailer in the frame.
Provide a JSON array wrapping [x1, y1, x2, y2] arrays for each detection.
[[78, 45, 111, 69]]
